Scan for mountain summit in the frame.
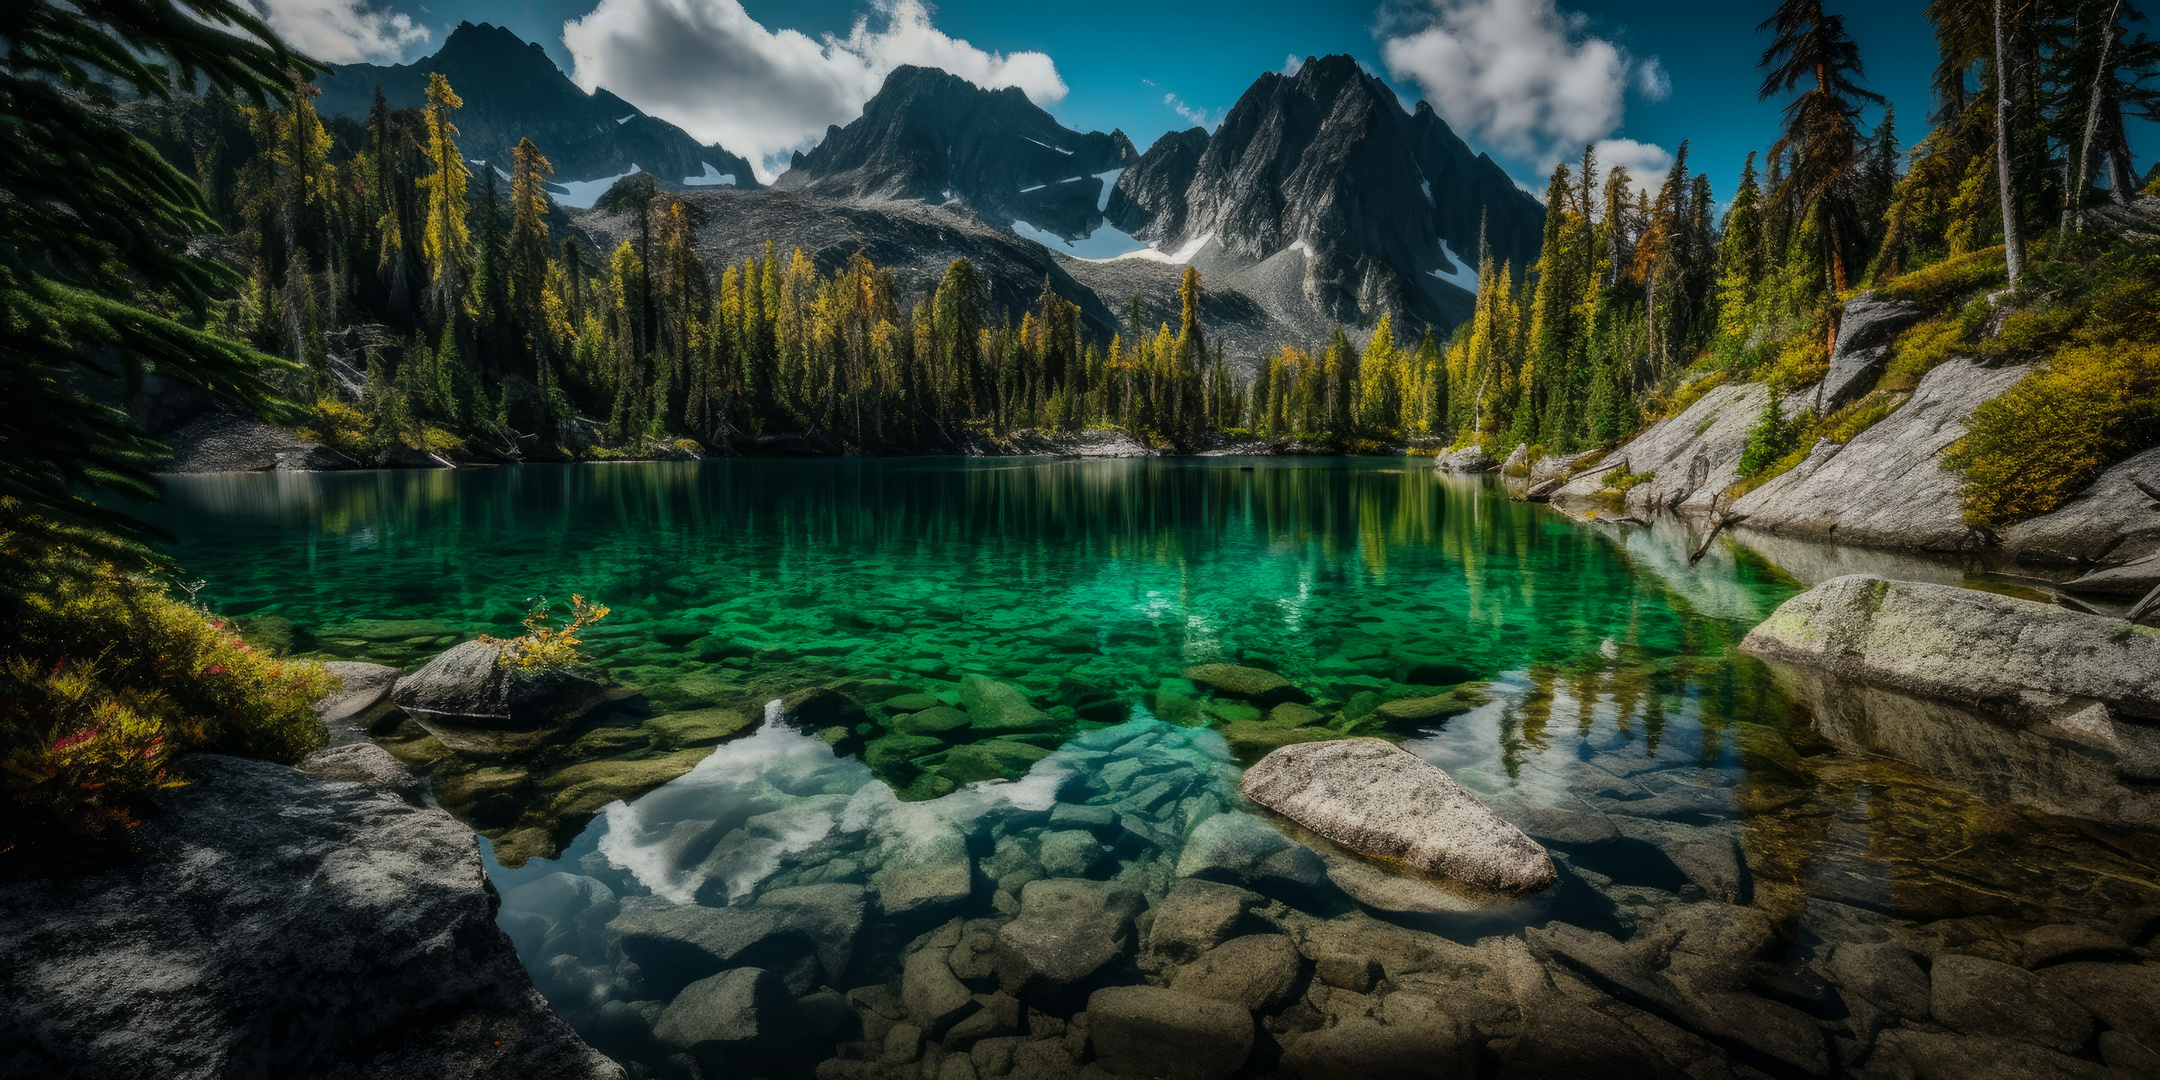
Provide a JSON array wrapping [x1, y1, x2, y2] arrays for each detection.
[[1105, 54, 1544, 329], [312, 22, 757, 193], [776, 65, 1137, 240]]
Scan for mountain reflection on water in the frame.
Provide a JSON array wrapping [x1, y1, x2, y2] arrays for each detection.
[[146, 459, 2160, 1078]]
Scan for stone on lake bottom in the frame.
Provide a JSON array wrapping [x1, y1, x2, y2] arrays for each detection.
[[1239, 738, 1557, 893], [1086, 985, 1254, 1080]]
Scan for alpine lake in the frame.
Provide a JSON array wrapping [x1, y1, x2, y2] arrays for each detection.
[[146, 458, 2160, 1079]]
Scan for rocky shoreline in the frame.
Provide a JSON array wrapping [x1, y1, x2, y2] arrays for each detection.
[[0, 752, 622, 1080]]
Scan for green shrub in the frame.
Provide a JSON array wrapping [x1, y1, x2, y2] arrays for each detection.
[[298, 399, 376, 459], [1738, 394, 1813, 478], [1948, 340, 2160, 526], [1603, 468, 1655, 492], [1877, 246, 2009, 305], [1, 546, 333, 848]]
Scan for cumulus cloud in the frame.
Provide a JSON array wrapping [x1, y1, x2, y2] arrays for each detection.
[[249, 0, 428, 65], [1163, 92, 1218, 130], [1380, 0, 1665, 169], [563, 0, 1067, 182], [1591, 138, 1673, 200]]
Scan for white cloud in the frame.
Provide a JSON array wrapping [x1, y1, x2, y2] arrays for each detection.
[[1591, 138, 1672, 201], [1380, 0, 1665, 169], [249, 0, 428, 64], [1279, 54, 1304, 77], [563, 0, 1067, 182], [1164, 92, 1217, 130]]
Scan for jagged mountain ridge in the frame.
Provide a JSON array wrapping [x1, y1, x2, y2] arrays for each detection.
[[1106, 55, 1544, 332], [775, 66, 1137, 240], [312, 22, 757, 192]]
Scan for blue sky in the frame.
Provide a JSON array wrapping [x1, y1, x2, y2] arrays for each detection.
[[279, 0, 2152, 199]]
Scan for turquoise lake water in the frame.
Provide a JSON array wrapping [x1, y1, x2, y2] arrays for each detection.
[[143, 459, 2160, 1077]]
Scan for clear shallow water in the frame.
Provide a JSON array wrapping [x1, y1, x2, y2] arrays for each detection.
[[146, 459, 2160, 1078]]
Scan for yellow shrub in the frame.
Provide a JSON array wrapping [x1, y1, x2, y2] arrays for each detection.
[[298, 399, 374, 458], [1949, 341, 2160, 526], [1880, 317, 1967, 392], [1878, 246, 2008, 305], [480, 595, 611, 670], [2, 551, 333, 847]]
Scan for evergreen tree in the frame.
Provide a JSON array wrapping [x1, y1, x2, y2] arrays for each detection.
[[1758, 0, 1886, 292]]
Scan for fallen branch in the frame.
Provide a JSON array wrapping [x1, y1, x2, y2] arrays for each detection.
[[1689, 513, 1749, 567], [2132, 476, 2160, 505], [2127, 579, 2160, 625]]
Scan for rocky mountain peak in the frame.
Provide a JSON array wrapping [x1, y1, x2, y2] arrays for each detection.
[[310, 24, 758, 197], [1104, 52, 1543, 333], [776, 65, 1137, 239]]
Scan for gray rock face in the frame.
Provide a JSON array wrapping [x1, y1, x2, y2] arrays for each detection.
[[158, 412, 355, 473], [1549, 378, 1788, 516], [1820, 293, 1932, 408], [1732, 358, 2031, 550], [1104, 127, 1211, 242], [392, 640, 610, 751], [299, 742, 422, 802], [1239, 738, 1557, 893], [2003, 444, 2160, 565], [1435, 445, 1491, 473], [1741, 575, 2160, 721], [0, 755, 620, 1080], [1086, 985, 1254, 1080], [317, 660, 403, 730]]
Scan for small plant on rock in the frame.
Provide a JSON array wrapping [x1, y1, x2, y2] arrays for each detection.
[[481, 595, 611, 669]]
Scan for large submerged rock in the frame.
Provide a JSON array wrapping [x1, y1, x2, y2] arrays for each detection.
[[1238, 738, 1557, 893], [392, 640, 609, 752], [1741, 575, 2160, 722], [0, 755, 620, 1080]]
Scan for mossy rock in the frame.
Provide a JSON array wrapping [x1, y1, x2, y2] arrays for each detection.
[[1371, 684, 1488, 726], [1202, 700, 1262, 725], [865, 733, 947, 783], [1147, 690, 1203, 727], [934, 739, 1052, 786], [433, 764, 532, 808], [1266, 702, 1325, 726], [959, 676, 1053, 732], [1220, 719, 1345, 761], [570, 725, 653, 756], [317, 618, 463, 642], [1184, 664, 1307, 705], [644, 706, 758, 748], [884, 693, 944, 713], [895, 705, 971, 736], [542, 748, 711, 819]]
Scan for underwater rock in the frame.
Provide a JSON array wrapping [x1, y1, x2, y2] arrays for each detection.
[[959, 676, 1053, 732], [609, 884, 865, 997], [1172, 812, 1325, 891], [1826, 941, 1932, 1021], [643, 707, 758, 748], [0, 755, 620, 1080], [1184, 664, 1305, 705], [1240, 738, 1557, 894], [1929, 954, 2094, 1054], [1146, 880, 1264, 966], [1370, 686, 1483, 726], [1086, 985, 1254, 1080], [993, 879, 1144, 994], [1742, 575, 2160, 722], [1274, 996, 1473, 1080], [1168, 934, 1304, 1011], [1434, 445, 1491, 473], [901, 947, 978, 1035], [936, 739, 1053, 787], [653, 966, 797, 1050], [896, 705, 972, 736], [780, 688, 871, 731], [392, 640, 609, 752]]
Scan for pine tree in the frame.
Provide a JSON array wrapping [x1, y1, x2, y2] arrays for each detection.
[[2, 0, 309, 575], [417, 72, 471, 319], [1758, 0, 1886, 293]]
